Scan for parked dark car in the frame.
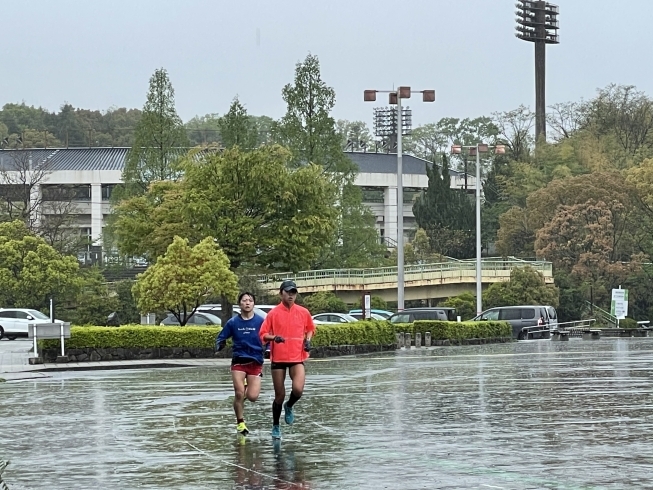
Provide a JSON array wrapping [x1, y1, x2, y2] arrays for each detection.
[[472, 305, 557, 339], [389, 307, 457, 323]]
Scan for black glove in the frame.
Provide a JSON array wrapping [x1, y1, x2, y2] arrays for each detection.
[[216, 341, 226, 352], [304, 339, 311, 352], [273, 336, 285, 343]]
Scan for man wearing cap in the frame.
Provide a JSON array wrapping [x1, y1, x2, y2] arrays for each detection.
[[259, 280, 315, 440]]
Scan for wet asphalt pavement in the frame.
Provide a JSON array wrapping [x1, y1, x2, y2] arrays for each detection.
[[2, 338, 653, 489]]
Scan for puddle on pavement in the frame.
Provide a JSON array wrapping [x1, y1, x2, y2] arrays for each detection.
[[2, 339, 653, 489]]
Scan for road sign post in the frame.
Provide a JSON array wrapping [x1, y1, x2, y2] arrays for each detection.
[[611, 287, 628, 328]]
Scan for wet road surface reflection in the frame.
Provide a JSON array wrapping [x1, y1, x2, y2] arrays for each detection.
[[2, 339, 653, 489]]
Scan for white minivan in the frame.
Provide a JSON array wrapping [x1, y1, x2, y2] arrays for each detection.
[[0, 308, 62, 341]]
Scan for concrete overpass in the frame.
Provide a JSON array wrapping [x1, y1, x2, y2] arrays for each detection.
[[257, 259, 554, 303]]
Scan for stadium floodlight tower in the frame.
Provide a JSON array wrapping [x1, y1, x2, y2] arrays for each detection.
[[364, 87, 435, 310], [515, 1, 560, 142]]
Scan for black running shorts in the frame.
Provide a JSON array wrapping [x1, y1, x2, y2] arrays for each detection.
[[270, 361, 305, 370]]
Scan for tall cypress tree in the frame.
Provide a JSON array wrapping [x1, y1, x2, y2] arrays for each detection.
[[218, 97, 258, 150], [273, 54, 386, 268], [118, 68, 188, 198], [413, 155, 475, 258]]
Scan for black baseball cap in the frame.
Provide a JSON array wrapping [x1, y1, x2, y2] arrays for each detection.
[[280, 280, 298, 293]]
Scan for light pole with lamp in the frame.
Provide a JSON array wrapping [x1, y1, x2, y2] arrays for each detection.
[[451, 143, 505, 315], [365, 87, 435, 311]]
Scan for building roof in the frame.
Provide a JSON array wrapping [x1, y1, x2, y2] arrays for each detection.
[[346, 151, 465, 177], [0, 147, 466, 177], [0, 148, 129, 171]]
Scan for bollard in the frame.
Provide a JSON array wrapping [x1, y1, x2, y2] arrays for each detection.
[[32, 323, 38, 358], [405, 332, 412, 349], [415, 332, 421, 348], [60, 322, 65, 356], [395, 332, 404, 349], [425, 332, 431, 347]]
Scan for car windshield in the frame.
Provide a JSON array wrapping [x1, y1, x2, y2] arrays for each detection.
[[27, 310, 50, 320]]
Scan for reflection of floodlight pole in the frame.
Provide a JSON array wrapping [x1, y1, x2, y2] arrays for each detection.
[[452, 143, 505, 315], [365, 88, 435, 310], [515, 1, 560, 142]]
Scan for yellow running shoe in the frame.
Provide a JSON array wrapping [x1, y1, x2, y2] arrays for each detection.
[[237, 422, 249, 435]]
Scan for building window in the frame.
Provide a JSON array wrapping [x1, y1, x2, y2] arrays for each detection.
[[403, 187, 422, 204], [101, 184, 116, 201], [42, 184, 91, 202], [0, 184, 28, 201], [361, 186, 384, 203]]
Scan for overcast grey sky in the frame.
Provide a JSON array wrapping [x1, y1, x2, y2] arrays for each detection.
[[2, 1, 652, 128]]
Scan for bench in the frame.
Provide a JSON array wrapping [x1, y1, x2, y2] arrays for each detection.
[[551, 330, 570, 341], [582, 329, 601, 340]]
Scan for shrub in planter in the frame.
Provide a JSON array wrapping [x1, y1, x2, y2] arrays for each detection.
[[313, 320, 395, 346], [406, 320, 511, 340]]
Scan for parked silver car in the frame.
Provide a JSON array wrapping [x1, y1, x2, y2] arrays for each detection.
[[312, 313, 359, 324], [160, 312, 222, 326]]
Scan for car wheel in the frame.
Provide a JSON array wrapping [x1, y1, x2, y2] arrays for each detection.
[[0, 325, 4, 340], [518, 331, 527, 341], [6, 335, 17, 341]]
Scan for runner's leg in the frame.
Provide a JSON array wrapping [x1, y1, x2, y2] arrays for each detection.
[[245, 373, 261, 402], [271, 367, 286, 426], [232, 369, 247, 422], [286, 363, 306, 408]]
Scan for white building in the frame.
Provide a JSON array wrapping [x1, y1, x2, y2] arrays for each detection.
[[0, 148, 475, 254]]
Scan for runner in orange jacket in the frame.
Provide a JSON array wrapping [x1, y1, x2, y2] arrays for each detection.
[[259, 280, 315, 439]]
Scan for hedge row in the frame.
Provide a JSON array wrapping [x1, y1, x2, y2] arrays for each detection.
[[40, 325, 221, 349], [40, 320, 511, 350], [409, 320, 512, 340]]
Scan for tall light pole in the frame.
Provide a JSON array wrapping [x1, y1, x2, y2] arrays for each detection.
[[452, 143, 505, 314], [365, 87, 435, 310], [515, 1, 560, 142]]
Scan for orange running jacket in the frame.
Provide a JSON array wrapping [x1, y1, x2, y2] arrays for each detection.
[[259, 303, 316, 363]]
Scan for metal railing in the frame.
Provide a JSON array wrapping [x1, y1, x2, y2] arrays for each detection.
[[584, 301, 617, 327], [0, 460, 9, 490], [256, 259, 553, 288]]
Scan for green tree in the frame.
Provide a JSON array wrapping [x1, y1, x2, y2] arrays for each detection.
[[492, 105, 534, 162], [483, 266, 559, 310], [272, 54, 382, 267], [413, 156, 475, 258], [218, 97, 259, 149], [118, 68, 188, 198], [441, 292, 475, 320], [302, 291, 347, 314], [336, 119, 373, 151], [185, 113, 221, 146], [272, 54, 352, 174], [0, 221, 82, 309], [113, 280, 142, 324], [314, 183, 388, 269], [112, 145, 338, 271], [132, 236, 239, 325], [66, 268, 120, 325]]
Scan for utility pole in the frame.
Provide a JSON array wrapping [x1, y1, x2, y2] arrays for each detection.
[[515, 1, 560, 142]]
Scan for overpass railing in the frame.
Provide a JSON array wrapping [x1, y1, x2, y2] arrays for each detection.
[[257, 259, 553, 289]]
